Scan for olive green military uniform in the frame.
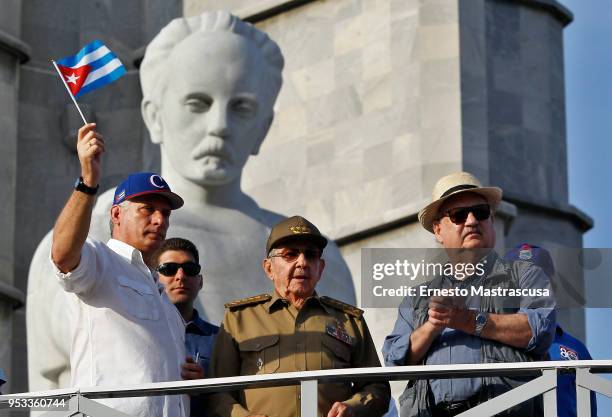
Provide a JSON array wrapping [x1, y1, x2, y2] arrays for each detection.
[[210, 292, 390, 417]]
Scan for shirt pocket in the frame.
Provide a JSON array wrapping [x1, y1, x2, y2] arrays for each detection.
[[117, 275, 160, 321], [321, 335, 352, 369], [238, 334, 280, 374]]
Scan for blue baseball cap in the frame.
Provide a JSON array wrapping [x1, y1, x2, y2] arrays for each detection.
[[113, 172, 184, 209], [503, 243, 555, 277]]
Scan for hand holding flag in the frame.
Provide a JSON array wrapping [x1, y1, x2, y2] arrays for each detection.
[[77, 123, 105, 189], [52, 40, 126, 123]]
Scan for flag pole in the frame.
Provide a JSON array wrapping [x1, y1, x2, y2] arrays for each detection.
[[51, 60, 88, 124]]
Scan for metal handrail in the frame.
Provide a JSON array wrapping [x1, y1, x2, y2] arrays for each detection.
[[1, 360, 611, 416]]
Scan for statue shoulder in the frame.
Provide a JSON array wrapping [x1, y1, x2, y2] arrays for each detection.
[[224, 294, 272, 310], [320, 296, 363, 318]]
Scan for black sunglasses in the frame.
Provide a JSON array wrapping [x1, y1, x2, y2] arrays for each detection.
[[440, 204, 491, 225], [156, 262, 201, 276]]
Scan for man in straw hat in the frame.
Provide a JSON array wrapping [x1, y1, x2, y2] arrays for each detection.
[[210, 215, 390, 417], [383, 172, 556, 417]]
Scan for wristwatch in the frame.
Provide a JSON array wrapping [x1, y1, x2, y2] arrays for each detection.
[[474, 311, 488, 336], [74, 177, 99, 195]]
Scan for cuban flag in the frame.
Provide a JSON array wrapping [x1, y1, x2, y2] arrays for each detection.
[[55, 40, 126, 97]]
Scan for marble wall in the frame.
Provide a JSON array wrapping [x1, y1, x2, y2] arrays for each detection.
[[459, 0, 590, 339], [247, 0, 462, 240]]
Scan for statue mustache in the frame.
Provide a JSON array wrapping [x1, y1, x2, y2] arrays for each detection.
[[190, 139, 235, 164]]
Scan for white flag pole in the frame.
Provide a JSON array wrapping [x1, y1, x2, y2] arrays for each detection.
[[51, 59, 88, 124]]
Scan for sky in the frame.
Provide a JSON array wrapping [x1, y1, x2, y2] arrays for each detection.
[[563, 0, 612, 413]]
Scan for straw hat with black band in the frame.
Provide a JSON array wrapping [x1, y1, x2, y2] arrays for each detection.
[[418, 172, 502, 233]]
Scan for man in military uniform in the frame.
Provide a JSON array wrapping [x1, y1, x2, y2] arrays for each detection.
[[210, 216, 390, 417]]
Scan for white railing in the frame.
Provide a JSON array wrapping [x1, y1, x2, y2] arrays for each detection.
[[1, 360, 611, 417]]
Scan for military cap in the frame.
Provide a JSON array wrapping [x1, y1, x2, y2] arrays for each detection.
[[266, 215, 328, 253]]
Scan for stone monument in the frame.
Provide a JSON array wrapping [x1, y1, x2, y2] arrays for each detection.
[[26, 11, 355, 391]]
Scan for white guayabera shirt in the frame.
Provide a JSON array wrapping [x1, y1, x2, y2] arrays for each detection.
[[51, 238, 188, 417]]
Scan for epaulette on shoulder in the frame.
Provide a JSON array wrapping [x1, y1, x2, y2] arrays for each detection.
[[320, 296, 363, 318], [224, 294, 271, 310]]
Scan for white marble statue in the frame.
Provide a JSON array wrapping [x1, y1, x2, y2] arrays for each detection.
[[27, 11, 355, 391]]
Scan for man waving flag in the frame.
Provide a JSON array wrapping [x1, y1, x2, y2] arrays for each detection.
[[52, 40, 126, 122]]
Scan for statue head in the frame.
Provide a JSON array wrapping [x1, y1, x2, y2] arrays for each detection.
[[140, 11, 284, 187]]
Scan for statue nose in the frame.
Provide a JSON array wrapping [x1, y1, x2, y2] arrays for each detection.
[[210, 125, 229, 138], [208, 104, 229, 138]]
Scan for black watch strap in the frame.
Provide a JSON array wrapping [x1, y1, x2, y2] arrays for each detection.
[[74, 177, 99, 195]]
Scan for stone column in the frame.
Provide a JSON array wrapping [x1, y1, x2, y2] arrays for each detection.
[[0, 0, 28, 394], [459, 0, 591, 339]]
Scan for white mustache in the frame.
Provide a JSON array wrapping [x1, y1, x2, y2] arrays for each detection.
[[190, 138, 235, 163]]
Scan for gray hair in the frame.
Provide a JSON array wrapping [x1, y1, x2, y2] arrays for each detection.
[[140, 11, 284, 109], [109, 201, 129, 236]]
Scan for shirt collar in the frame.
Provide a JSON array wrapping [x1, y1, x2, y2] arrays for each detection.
[[265, 291, 327, 313], [107, 238, 141, 262], [186, 309, 217, 336], [266, 291, 289, 313], [185, 308, 201, 327], [479, 250, 498, 277], [107, 239, 153, 280]]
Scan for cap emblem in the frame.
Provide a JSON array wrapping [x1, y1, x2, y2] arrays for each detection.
[[115, 190, 125, 203], [290, 225, 311, 234], [149, 174, 165, 188]]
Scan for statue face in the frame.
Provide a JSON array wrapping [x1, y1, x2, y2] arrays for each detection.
[[157, 32, 274, 186]]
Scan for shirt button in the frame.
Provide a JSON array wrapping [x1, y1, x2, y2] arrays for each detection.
[[298, 394, 301, 400], [442, 342, 448, 347]]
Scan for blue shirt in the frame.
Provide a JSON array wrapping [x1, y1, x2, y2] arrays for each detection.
[[185, 309, 219, 417], [549, 326, 597, 417], [0, 368, 6, 394], [382, 253, 556, 405], [185, 309, 219, 374]]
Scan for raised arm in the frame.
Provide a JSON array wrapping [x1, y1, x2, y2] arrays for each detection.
[[51, 123, 105, 273]]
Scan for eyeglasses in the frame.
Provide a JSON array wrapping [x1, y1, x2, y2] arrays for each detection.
[[156, 262, 201, 276], [268, 248, 322, 263], [440, 204, 491, 225]]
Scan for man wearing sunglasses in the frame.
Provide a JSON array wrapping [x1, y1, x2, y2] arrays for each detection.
[[50, 124, 188, 417], [210, 216, 390, 417], [155, 237, 219, 417], [383, 172, 556, 417]]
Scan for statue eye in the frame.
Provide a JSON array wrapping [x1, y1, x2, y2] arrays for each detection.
[[184, 96, 212, 112], [231, 98, 257, 117]]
